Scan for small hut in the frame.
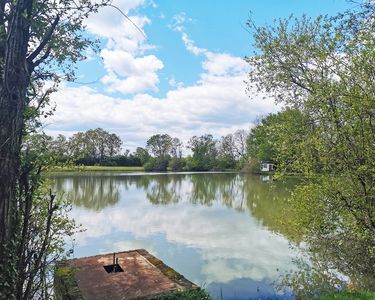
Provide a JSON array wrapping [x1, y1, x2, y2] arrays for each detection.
[[260, 161, 275, 172]]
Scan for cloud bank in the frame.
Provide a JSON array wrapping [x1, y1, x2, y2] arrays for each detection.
[[46, 4, 279, 150]]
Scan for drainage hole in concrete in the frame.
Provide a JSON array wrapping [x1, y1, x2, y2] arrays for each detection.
[[104, 264, 124, 273]]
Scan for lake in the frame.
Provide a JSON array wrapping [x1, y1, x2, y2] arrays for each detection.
[[52, 172, 299, 300]]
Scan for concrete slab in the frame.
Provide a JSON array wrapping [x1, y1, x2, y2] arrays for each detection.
[[55, 249, 197, 299]]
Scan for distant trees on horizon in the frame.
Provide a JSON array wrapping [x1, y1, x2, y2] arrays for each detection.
[[35, 109, 312, 173], [41, 127, 252, 171]]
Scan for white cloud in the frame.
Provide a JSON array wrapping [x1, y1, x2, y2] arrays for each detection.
[[203, 52, 248, 76], [85, 1, 147, 45], [181, 32, 207, 56], [169, 12, 193, 33], [47, 11, 279, 150], [61, 175, 297, 285], [47, 55, 277, 150], [170, 13, 208, 56], [47, 22, 278, 148], [168, 76, 184, 88], [100, 49, 163, 93], [84, 1, 163, 95]]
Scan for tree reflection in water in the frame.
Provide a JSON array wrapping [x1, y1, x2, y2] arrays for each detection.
[[53, 172, 297, 234], [52, 172, 372, 295], [54, 173, 121, 210], [146, 175, 182, 205], [277, 224, 375, 297]]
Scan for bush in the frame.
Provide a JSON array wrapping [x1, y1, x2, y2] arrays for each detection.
[[144, 157, 169, 172], [241, 158, 260, 174], [168, 158, 186, 172], [152, 289, 212, 300], [316, 291, 375, 300]]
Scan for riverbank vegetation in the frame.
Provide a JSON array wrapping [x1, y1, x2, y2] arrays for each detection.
[[247, 1, 374, 296], [40, 129, 250, 172], [0, 1, 109, 298], [152, 289, 212, 300], [51, 165, 144, 172]]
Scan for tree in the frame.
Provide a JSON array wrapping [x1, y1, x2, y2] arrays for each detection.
[[83, 128, 122, 162], [15, 133, 77, 299], [217, 134, 237, 169], [187, 134, 218, 171], [247, 117, 275, 163], [69, 131, 95, 162], [143, 157, 169, 172], [134, 147, 151, 165], [0, 0, 108, 297], [146, 134, 173, 158], [232, 129, 248, 159], [68, 128, 122, 165], [170, 137, 183, 158], [247, 109, 308, 173], [107, 133, 122, 158], [49, 134, 70, 163], [246, 2, 375, 291]]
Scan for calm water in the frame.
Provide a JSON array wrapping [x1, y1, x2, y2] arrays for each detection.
[[52, 172, 299, 300]]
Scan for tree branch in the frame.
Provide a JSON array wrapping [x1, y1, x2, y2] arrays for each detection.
[[32, 46, 51, 69], [27, 15, 59, 64]]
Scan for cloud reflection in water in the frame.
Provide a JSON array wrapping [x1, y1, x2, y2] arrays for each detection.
[[53, 172, 298, 299]]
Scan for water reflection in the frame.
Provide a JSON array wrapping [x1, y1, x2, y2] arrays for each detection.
[[52, 172, 299, 299], [54, 173, 121, 210], [146, 175, 183, 205], [54, 173, 298, 238], [209, 278, 293, 300], [279, 225, 375, 297]]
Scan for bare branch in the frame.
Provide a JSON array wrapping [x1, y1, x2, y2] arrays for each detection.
[[106, 4, 147, 40]]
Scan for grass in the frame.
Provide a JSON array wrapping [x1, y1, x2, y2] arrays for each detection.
[[50, 165, 144, 172], [316, 291, 375, 300], [151, 289, 212, 300]]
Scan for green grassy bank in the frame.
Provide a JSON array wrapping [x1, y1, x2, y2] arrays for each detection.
[[51, 166, 144, 172], [316, 291, 375, 300]]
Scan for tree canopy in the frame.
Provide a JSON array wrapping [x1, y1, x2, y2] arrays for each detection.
[[246, 1, 375, 292], [0, 1, 109, 298], [247, 109, 309, 173]]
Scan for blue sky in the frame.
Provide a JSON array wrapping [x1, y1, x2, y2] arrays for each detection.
[[47, 0, 353, 151]]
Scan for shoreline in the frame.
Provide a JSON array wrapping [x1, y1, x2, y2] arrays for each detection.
[[50, 166, 145, 172]]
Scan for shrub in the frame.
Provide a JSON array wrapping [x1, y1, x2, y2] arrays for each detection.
[[144, 157, 169, 172]]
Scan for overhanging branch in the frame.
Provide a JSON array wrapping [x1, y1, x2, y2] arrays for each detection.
[[27, 15, 59, 64]]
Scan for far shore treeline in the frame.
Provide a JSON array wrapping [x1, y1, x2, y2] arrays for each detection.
[[38, 127, 249, 171], [34, 111, 295, 172]]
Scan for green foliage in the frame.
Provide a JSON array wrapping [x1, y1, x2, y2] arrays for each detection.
[[147, 134, 173, 158], [144, 157, 170, 172], [188, 134, 218, 171], [69, 128, 123, 164], [0, 1, 109, 298], [217, 134, 237, 170], [316, 291, 375, 300], [247, 1, 375, 293], [152, 289, 212, 300], [7, 133, 81, 299], [51, 166, 144, 172], [169, 157, 186, 172], [44, 129, 250, 171], [54, 263, 83, 300], [247, 108, 309, 174], [135, 147, 151, 165]]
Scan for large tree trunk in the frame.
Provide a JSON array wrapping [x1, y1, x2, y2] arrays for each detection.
[[0, 0, 32, 267]]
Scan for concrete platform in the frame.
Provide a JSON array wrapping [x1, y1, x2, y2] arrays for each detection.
[[55, 249, 197, 299]]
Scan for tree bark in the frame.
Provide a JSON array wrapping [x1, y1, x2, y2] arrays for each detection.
[[0, 0, 32, 264]]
